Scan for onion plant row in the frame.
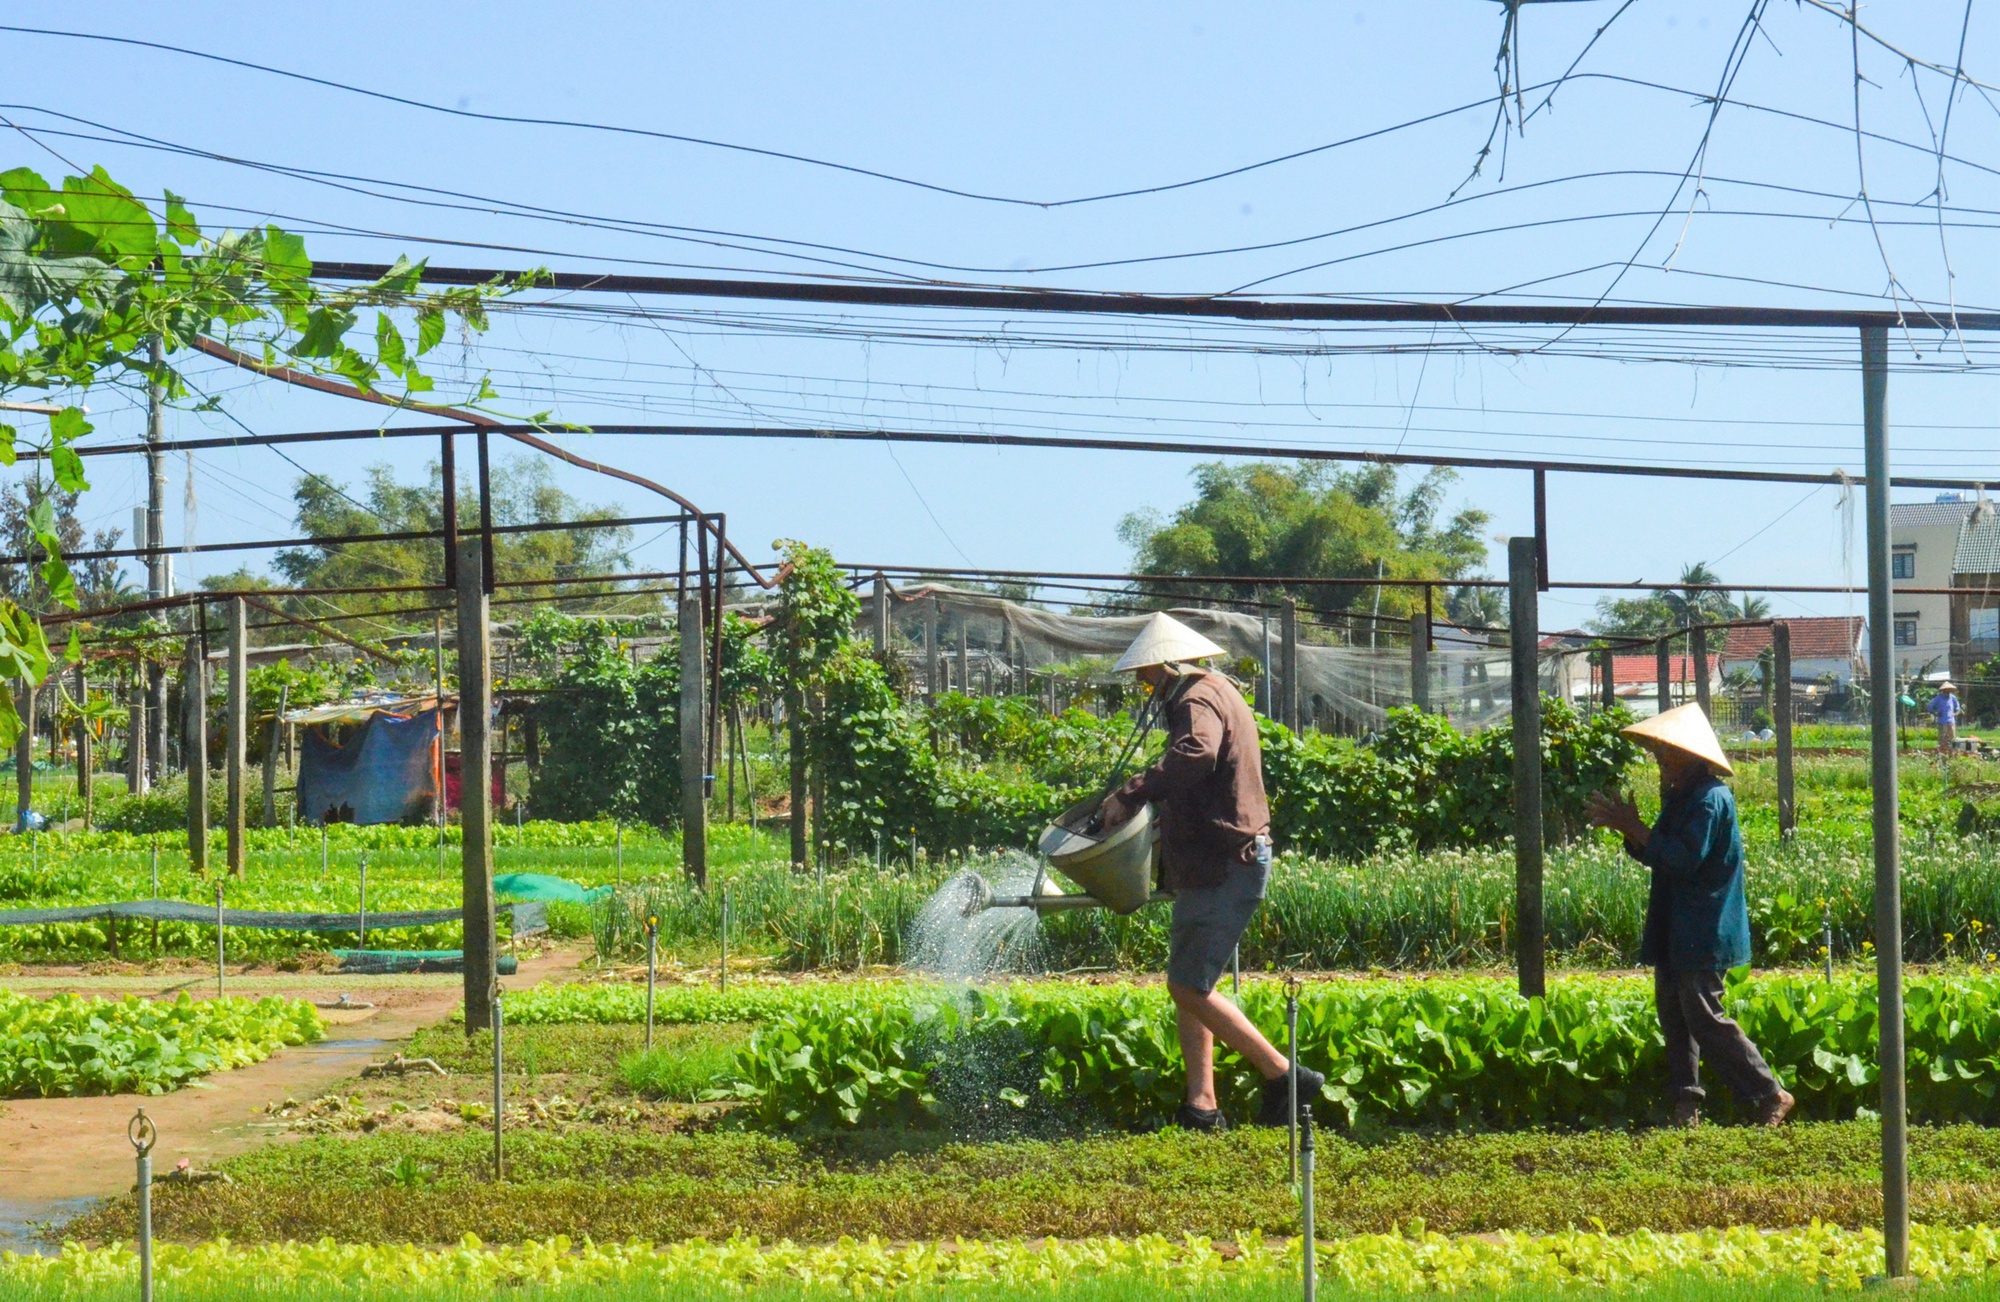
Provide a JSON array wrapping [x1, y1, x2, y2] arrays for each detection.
[[11, 1224, 2000, 1297]]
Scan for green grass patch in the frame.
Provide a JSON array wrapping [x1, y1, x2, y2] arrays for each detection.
[[402, 1021, 647, 1084], [60, 1120, 2000, 1246], [619, 1023, 752, 1100]]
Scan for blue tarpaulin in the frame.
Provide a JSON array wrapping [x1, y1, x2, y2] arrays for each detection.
[[298, 707, 441, 826]]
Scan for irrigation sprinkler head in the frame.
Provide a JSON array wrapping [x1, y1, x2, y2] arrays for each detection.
[[128, 1107, 156, 1156]]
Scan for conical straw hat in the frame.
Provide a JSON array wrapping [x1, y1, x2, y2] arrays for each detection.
[[1114, 612, 1227, 672], [1620, 703, 1733, 776]]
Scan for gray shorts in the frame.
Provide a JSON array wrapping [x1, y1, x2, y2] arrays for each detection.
[[1166, 851, 1270, 994]]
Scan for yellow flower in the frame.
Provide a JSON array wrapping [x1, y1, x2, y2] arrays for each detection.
[[1946, 933, 1956, 945], [1975, 920, 1986, 934], [1986, 953, 1996, 963]]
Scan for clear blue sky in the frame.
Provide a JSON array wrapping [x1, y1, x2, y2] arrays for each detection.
[[8, 2, 2000, 629]]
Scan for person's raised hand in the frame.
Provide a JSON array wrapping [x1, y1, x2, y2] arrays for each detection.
[[1097, 793, 1133, 830], [1584, 790, 1647, 842]]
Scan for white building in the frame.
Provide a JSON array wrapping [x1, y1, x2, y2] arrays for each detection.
[[1890, 495, 1976, 678]]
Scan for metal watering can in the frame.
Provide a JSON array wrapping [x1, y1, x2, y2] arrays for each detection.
[[960, 794, 1172, 916]]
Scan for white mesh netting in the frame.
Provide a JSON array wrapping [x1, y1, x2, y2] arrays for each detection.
[[866, 583, 1568, 732]]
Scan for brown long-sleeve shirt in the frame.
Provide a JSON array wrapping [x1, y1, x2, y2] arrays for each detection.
[[1114, 669, 1269, 890]]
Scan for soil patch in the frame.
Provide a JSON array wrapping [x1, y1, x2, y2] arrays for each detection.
[[0, 944, 589, 1205]]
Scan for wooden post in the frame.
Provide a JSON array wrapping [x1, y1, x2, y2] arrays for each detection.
[[1691, 625, 1712, 718], [1655, 638, 1672, 714], [225, 599, 247, 877], [679, 595, 708, 887], [184, 636, 207, 871], [1409, 609, 1430, 712], [1773, 621, 1796, 838], [74, 663, 91, 831], [1861, 324, 1909, 1278], [457, 536, 497, 1035], [261, 684, 287, 827], [14, 680, 32, 824], [787, 686, 808, 871], [1280, 599, 1301, 731], [1599, 647, 1617, 711], [1508, 538, 1545, 999]]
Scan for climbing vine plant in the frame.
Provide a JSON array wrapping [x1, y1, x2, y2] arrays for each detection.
[[0, 162, 524, 742]]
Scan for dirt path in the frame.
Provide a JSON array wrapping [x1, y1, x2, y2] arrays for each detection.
[[0, 945, 591, 1210]]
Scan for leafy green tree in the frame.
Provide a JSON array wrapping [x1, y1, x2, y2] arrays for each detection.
[[267, 457, 639, 621], [0, 482, 133, 613], [0, 162, 514, 741], [1117, 462, 1490, 618], [513, 607, 768, 827], [1590, 562, 1763, 635]]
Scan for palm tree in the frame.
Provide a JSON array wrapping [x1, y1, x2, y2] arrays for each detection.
[[1660, 563, 1736, 629], [1735, 592, 1772, 621]]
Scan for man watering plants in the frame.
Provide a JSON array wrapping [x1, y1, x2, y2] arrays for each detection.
[[1585, 704, 1795, 1129], [1096, 612, 1323, 1132]]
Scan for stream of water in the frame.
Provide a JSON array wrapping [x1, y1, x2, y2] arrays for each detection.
[[904, 851, 1047, 979]]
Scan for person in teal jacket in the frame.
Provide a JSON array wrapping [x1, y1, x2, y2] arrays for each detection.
[[1587, 704, 1794, 1129]]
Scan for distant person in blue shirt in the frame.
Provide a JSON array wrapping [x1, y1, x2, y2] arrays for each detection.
[[1586, 704, 1794, 1129], [1929, 681, 1960, 754]]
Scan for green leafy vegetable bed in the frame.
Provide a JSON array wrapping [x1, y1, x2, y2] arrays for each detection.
[[707, 973, 2000, 1130], [0, 990, 321, 1097]]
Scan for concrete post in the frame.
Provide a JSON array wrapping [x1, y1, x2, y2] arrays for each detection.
[[1599, 647, 1617, 711], [1258, 615, 1273, 716], [1773, 621, 1796, 838], [924, 599, 940, 702], [679, 595, 708, 887], [184, 635, 207, 872], [456, 537, 497, 1034], [957, 623, 970, 697], [872, 572, 890, 653], [1691, 625, 1712, 718], [1409, 610, 1431, 712], [1861, 323, 1909, 1278], [128, 669, 147, 795], [1280, 600, 1300, 731], [225, 598, 246, 878], [1507, 538, 1545, 999]]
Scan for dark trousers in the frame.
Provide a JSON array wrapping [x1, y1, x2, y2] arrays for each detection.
[[1654, 967, 1782, 1107]]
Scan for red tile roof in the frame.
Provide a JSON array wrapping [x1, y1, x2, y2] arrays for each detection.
[[1721, 616, 1864, 662], [1607, 654, 1707, 687]]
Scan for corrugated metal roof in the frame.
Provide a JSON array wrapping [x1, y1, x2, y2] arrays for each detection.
[[1953, 504, 2000, 574], [1894, 500, 1979, 529]]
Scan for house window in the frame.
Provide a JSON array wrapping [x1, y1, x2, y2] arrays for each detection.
[[1892, 547, 1916, 580], [1895, 615, 1919, 647]]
